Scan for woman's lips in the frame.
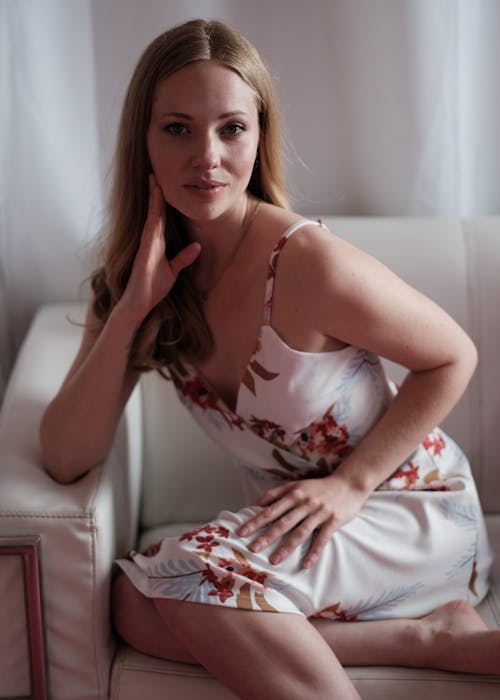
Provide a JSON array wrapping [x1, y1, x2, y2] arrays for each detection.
[[184, 182, 228, 197]]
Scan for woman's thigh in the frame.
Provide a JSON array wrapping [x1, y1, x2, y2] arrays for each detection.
[[111, 570, 196, 662]]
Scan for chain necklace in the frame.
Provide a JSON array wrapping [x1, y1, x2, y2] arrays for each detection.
[[195, 199, 261, 302]]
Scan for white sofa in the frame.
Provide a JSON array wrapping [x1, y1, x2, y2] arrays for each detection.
[[0, 216, 499, 699]]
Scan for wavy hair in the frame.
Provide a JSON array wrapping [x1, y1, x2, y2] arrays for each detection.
[[91, 19, 289, 371]]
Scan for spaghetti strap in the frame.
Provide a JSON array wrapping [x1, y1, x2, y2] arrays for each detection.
[[262, 219, 324, 326]]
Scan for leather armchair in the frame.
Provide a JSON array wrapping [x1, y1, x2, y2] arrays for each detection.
[[1, 217, 499, 699]]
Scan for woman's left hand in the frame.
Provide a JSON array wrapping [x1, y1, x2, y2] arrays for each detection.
[[237, 476, 368, 569]]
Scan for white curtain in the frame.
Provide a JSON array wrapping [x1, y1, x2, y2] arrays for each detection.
[[1, 0, 500, 394]]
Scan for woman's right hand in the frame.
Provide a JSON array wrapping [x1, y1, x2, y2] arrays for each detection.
[[118, 174, 201, 326]]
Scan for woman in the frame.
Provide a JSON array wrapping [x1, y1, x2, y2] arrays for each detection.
[[40, 19, 497, 700]]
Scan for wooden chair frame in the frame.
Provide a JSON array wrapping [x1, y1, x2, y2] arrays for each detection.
[[0, 536, 47, 700]]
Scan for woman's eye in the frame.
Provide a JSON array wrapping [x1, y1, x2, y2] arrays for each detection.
[[164, 123, 187, 135], [223, 122, 246, 136]]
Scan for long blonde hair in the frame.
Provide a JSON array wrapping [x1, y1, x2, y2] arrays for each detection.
[[92, 19, 289, 370]]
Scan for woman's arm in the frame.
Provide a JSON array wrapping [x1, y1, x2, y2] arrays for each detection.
[[39, 301, 143, 483], [238, 225, 477, 567], [40, 176, 200, 483]]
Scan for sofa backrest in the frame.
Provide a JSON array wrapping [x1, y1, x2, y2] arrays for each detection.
[[138, 216, 500, 530]]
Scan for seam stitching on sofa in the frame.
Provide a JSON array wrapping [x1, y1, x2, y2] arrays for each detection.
[[119, 661, 500, 683], [0, 512, 90, 518], [111, 652, 124, 699], [120, 663, 218, 679], [89, 514, 103, 698]]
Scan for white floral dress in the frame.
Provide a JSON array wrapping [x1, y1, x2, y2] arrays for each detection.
[[116, 219, 493, 621]]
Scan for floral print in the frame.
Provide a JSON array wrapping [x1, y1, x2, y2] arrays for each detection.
[[291, 404, 352, 467], [171, 369, 244, 430], [129, 519, 282, 611], [249, 417, 287, 447], [116, 219, 492, 621], [423, 431, 446, 456], [179, 524, 230, 555]]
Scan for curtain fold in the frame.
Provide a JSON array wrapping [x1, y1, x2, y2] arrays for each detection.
[[1, 0, 499, 395]]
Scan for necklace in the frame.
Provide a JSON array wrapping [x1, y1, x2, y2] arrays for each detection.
[[195, 199, 261, 301]]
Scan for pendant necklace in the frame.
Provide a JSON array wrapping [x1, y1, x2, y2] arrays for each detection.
[[196, 199, 261, 302]]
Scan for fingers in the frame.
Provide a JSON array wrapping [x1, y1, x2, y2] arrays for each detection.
[[148, 173, 165, 220], [301, 518, 337, 569], [238, 485, 337, 568], [170, 241, 201, 277], [269, 511, 336, 568], [238, 485, 298, 538], [255, 483, 295, 507], [137, 175, 165, 258], [251, 504, 332, 565], [146, 174, 200, 276]]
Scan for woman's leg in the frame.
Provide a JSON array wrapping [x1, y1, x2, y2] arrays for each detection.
[[154, 598, 361, 700], [112, 571, 360, 700], [113, 573, 499, 680], [311, 599, 500, 674], [112, 572, 195, 662]]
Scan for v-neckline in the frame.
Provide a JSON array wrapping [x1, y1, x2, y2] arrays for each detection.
[[183, 218, 322, 414], [185, 334, 262, 417]]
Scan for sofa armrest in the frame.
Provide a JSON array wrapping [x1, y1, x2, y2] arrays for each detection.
[[0, 304, 143, 700]]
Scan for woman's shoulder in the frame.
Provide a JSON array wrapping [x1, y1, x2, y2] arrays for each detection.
[[259, 207, 343, 273], [266, 211, 392, 316], [258, 203, 336, 255]]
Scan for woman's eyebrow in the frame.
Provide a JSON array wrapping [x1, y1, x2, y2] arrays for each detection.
[[159, 110, 249, 120]]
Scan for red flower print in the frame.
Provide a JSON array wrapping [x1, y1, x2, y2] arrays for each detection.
[[141, 541, 162, 558], [237, 565, 269, 587], [215, 526, 230, 539], [179, 524, 216, 543], [217, 558, 234, 569], [390, 461, 420, 488], [179, 376, 244, 429], [313, 603, 358, 622], [250, 416, 287, 446], [209, 588, 234, 603], [180, 523, 230, 553], [293, 406, 351, 464], [180, 376, 219, 410], [203, 564, 235, 604], [195, 535, 219, 554], [215, 556, 269, 589], [423, 433, 446, 456]]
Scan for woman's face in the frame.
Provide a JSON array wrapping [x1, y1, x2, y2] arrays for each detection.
[[147, 60, 260, 224]]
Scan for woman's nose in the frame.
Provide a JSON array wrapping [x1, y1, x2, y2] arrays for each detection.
[[191, 134, 221, 169]]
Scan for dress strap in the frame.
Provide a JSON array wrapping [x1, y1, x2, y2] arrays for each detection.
[[262, 219, 325, 326]]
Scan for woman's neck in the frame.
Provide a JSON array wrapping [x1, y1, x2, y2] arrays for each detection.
[[186, 195, 259, 298]]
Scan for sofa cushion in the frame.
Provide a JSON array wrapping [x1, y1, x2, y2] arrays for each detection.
[[111, 643, 500, 700]]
